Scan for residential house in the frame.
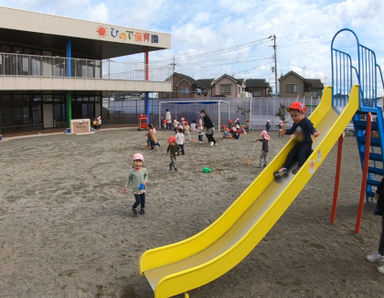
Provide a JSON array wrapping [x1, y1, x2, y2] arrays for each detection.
[[211, 74, 246, 98], [160, 72, 213, 98], [278, 71, 323, 99], [245, 79, 272, 97]]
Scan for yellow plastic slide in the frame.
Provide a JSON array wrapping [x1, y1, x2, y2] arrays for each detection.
[[139, 86, 359, 298]]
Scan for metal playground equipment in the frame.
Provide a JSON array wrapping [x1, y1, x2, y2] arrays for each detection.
[[330, 28, 384, 232], [137, 29, 382, 297]]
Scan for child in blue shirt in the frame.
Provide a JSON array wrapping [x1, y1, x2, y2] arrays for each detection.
[[273, 101, 320, 178]]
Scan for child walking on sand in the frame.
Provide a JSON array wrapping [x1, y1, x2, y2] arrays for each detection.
[[366, 177, 384, 273], [278, 120, 285, 137], [146, 124, 160, 150], [197, 120, 204, 143], [123, 153, 148, 216], [255, 130, 270, 168], [166, 136, 179, 171], [176, 127, 185, 155], [273, 101, 320, 178]]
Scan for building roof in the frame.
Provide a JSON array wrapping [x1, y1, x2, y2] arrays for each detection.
[[0, 6, 170, 59], [173, 72, 197, 85], [278, 70, 305, 81], [304, 79, 324, 89], [212, 74, 244, 85], [196, 79, 214, 88], [245, 79, 271, 88], [279, 71, 323, 89]]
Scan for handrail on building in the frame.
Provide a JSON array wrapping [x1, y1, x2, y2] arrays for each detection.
[[0, 51, 172, 82]]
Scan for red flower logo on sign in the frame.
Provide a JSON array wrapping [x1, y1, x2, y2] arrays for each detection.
[[96, 25, 107, 38]]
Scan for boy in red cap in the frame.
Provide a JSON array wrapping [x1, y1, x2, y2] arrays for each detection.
[[273, 101, 320, 178], [166, 135, 179, 171]]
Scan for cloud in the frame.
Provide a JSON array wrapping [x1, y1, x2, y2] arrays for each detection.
[[85, 2, 109, 23], [1, 0, 384, 90]]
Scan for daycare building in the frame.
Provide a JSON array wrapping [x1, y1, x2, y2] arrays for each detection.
[[0, 6, 171, 134]]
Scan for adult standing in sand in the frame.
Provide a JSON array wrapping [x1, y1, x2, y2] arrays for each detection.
[[366, 177, 384, 273], [200, 109, 216, 146], [165, 109, 172, 130]]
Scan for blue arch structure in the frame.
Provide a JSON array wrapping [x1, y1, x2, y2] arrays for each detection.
[[331, 28, 384, 199]]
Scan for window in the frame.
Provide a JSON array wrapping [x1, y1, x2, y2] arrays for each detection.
[[220, 84, 231, 94], [286, 84, 297, 93], [253, 90, 262, 97], [180, 88, 189, 95]]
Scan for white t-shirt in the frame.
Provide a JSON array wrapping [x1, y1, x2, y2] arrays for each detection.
[[165, 111, 172, 123], [175, 132, 185, 145]]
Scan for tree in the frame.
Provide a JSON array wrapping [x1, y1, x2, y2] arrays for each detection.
[[275, 103, 287, 122]]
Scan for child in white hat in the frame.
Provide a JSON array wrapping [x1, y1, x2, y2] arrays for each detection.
[[123, 153, 148, 216], [255, 130, 270, 167]]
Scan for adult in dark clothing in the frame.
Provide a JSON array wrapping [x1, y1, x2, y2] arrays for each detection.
[[366, 177, 384, 273], [200, 109, 216, 146]]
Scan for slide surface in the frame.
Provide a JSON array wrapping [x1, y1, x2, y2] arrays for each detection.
[[139, 86, 359, 298]]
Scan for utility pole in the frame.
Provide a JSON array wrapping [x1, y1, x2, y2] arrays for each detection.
[[169, 57, 176, 73], [269, 35, 278, 97]]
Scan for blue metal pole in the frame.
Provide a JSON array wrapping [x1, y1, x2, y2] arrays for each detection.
[[67, 40, 71, 77], [145, 93, 150, 123], [145, 48, 150, 123], [66, 40, 72, 128]]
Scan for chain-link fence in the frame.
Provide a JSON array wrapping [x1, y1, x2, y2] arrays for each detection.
[[102, 96, 321, 130]]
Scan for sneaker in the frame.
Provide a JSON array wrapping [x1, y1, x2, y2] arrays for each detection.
[[210, 142, 214, 146], [292, 167, 300, 175], [140, 208, 145, 215], [377, 265, 384, 274], [366, 252, 384, 262], [132, 209, 138, 217], [273, 168, 288, 178]]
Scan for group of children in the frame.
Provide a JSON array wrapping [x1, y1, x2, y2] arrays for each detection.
[[222, 118, 250, 140], [125, 101, 384, 277], [127, 101, 319, 217]]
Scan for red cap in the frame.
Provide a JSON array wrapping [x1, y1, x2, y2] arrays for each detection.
[[286, 101, 306, 114], [168, 136, 176, 143]]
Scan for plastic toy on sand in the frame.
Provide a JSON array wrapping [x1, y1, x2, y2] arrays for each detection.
[[139, 183, 145, 189], [202, 167, 212, 173]]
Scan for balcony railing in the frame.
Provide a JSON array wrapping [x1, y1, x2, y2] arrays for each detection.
[[0, 52, 172, 82]]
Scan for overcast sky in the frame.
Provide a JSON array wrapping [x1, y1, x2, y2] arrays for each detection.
[[1, 0, 383, 90]]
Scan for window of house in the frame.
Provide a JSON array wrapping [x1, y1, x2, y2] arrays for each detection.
[[180, 88, 189, 95], [196, 88, 202, 95], [286, 84, 297, 93], [253, 90, 262, 97], [221, 84, 231, 94], [312, 91, 319, 98]]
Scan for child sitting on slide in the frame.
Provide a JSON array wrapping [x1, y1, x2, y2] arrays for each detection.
[[273, 101, 320, 178]]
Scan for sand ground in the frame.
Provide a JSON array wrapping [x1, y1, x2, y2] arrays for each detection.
[[1, 128, 384, 297]]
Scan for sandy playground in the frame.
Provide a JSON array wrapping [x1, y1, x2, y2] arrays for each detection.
[[1, 128, 384, 297]]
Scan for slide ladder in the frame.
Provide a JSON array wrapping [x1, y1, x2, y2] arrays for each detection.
[[331, 28, 384, 200]]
